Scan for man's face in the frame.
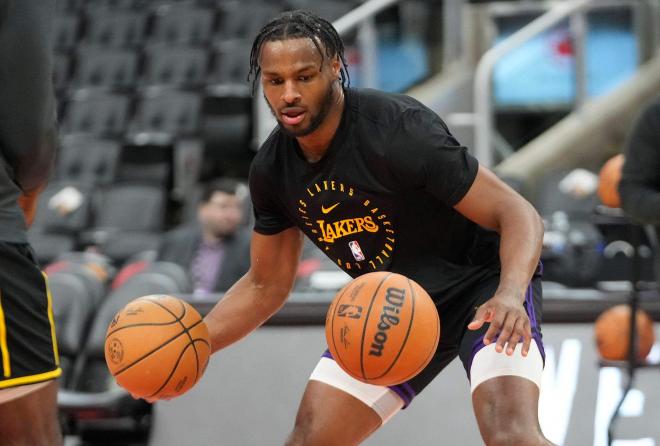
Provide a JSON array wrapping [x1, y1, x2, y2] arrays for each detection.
[[259, 38, 340, 137], [198, 191, 244, 238]]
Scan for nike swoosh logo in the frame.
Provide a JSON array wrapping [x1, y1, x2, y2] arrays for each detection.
[[321, 202, 340, 214]]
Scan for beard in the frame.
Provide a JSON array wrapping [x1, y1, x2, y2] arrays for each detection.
[[266, 84, 336, 138]]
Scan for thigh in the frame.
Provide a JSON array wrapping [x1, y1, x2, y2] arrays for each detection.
[[0, 379, 62, 446], [0, 242, 61, 389], [289, 361, 386, 446], [458, 275, 545, 380]]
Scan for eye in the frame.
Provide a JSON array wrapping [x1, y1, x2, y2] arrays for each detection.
[[299, 74, 312, 82], [269, 78, 283, 85]]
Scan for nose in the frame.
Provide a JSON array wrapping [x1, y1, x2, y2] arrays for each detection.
[[281, 80, 301, 104]]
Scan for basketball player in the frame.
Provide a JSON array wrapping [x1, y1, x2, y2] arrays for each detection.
[[0, 1, 62, 445], [201, 10, 551, 445]]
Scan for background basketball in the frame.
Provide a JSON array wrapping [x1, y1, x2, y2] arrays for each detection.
[[105, 295, 211, 400], [594, 304, 656, 361], [597, 154, 624, 208], [326, 271, 440, 386]]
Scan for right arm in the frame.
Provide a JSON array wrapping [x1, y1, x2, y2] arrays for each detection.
[[204, 227, 304, 353]]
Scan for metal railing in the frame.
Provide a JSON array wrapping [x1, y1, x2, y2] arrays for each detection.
[[473, 0, 594, 167], [472, 0, 660, 168]]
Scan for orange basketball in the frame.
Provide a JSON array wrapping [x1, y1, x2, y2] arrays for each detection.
[[325, 271, 440, 386], [105, 295, 211, 400], [594, 304, 655, 361], [597, 154, 624, 208]]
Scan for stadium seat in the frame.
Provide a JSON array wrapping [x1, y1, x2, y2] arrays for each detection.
[[216, 1, 281, 40], [72, 46, 139, 89], [47, 270, 97, 388], [31, 181, 94, 235], [83, 9, 147, 47], [208, 39, 252, 87], [286, 0, 353, 21], [142, 44, 210, 88], [57, 135, 121, 187], [61, 90, 131, 137], [82, 183, 167, 262], [53, 14, 81, 50], [150, 3, 215, 45], [28, 232, 77, 265], [130, 88, 202, 136]]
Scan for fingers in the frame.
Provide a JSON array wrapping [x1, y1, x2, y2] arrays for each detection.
[[487, 310, 507, 350], [493, 314, 531, 356], [520, 319, 532, 357], [503, 317, 526, 355], [467, 305, 492, 331]]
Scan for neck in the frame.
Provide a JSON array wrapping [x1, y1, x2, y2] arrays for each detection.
[[297, 86, 345, 163]]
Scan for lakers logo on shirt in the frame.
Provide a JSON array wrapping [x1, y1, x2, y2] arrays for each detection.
[[296, 179, 396, 271]]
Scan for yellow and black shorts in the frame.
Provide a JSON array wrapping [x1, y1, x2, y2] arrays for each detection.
[[0, 242, 60, 389]]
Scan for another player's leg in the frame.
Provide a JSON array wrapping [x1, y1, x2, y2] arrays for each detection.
[[0, 380, 62, 446], [0, 243, 63, 446], [285, 357, 404, 446]]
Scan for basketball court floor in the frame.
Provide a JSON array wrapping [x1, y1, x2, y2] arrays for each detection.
[[148, 323, 660, 446]]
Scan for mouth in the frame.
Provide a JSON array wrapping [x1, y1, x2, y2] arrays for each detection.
[[280, 107, 306, 126]]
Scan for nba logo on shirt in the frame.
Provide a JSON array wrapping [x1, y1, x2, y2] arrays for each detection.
[[348, 240, 365, 261]]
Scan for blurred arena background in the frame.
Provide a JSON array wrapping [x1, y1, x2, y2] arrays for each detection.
[[34, 0, 660, 444]]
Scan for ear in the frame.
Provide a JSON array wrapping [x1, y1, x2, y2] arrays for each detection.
[[331, 55, 341, 79]]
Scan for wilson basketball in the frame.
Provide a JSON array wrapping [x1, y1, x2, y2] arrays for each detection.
[[597, 154, 624, 208], [326, 271, 440, 386], [105, 295, 211, 400], [594, 304, 655, 361]]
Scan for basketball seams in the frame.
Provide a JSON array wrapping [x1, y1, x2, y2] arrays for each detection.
[[113, 319, 209, 377], [107, 321, 187, 338], [146, 341, 196, 398], [391, 294, 440, 384], [359, 272, 392, 382], [147, 297, 205, 382], [368, 278, 416, 381]]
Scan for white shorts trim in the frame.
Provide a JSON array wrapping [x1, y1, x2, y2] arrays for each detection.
[[309, 357, 404, 424], [470, 339, 544, 393]]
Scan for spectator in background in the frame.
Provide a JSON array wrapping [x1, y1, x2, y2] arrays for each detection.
[[157, 178, 251, 297], [619, 95, 660, 280]]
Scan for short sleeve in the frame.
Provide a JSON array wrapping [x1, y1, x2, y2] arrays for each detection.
[[386, 108, 478, 206], [248, 160, 294, 235]]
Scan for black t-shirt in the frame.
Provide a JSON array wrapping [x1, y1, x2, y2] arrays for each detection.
[[249, 88, 500, 297]]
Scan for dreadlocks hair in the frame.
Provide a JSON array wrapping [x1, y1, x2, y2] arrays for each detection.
[[248, 10, 350, 94]]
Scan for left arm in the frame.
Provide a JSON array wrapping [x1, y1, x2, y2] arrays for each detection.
[[455, 165, 544, 356]]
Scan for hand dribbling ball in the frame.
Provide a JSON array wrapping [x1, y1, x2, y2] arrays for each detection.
[[105, 295, 211, 400], [325, 271, 440, 386]]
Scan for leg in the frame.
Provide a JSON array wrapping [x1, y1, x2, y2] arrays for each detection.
[[473, 375, 551, 446], [0, 380, 62, 446], [470, 342, 553, 446], [286, 358, 403, 446]]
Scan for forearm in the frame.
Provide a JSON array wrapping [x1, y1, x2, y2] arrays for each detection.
[[496, 202, 544, 301], [203, 272, 290, 353]]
